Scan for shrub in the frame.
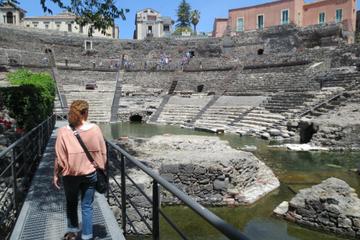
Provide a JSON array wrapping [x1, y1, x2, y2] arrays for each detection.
[[0, 69, 55, 130]]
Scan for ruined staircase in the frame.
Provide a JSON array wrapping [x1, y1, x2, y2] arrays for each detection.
[[59, 70, 117, 122]]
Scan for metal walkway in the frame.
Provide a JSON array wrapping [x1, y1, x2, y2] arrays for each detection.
[[10, 121, 125, 240]]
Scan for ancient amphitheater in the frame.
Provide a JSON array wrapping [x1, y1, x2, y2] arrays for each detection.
[[0, 23, 359, 145], [2, 21, 360, 239]]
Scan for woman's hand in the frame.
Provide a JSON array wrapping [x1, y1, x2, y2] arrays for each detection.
[[53, 175, 61, 189]]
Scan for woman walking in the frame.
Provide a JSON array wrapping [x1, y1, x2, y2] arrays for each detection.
[[53, 100, 107, 240]]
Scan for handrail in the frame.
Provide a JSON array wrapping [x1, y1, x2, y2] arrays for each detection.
[[106, 140, 249, 240], [0, 115, 56, 239]]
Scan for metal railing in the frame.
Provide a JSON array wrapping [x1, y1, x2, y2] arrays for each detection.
[[0, 115, 56, 238], [105, 140, 249, 240]]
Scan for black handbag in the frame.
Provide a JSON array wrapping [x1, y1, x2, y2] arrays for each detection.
[[71, 125, 108, 194]]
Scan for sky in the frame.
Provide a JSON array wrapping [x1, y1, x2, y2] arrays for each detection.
[[18, 0, 360, 40]]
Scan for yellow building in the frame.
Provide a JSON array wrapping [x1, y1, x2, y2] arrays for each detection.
[[23, 11, 119, 39]]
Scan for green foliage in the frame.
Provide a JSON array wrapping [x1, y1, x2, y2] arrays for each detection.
[[190, 10, 200, 34], [176, 0, 191, 29], [0, 0, 129, 37], [172, 26, 192, 36], [1, 69, 55, 130]]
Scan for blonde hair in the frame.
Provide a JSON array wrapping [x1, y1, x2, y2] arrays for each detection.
[[68, 100, 89, 127]]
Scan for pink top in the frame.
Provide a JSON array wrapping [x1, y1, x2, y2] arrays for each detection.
[[54, 123, 107, 176]]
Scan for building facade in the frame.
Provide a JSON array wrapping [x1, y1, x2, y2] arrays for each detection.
[[214, 0, 356, 42], [135, 8, 174, 40], [0, 2, 26, 25], [23, 12, 119, 39], [0, 3, 119, 39], [213, 18, 228, 37]]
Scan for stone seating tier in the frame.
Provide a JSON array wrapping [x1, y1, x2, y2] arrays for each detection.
[[321, 72, 360, 89], [57, 69, 117, 122], [156, 105, 204, 125], [193, 105, 252, 131]]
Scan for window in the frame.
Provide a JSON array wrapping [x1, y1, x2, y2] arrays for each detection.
[[44, 22, 49, 29], [163, 25, 170, 32], [68, 23, 72, 32], [257, 15, 264, 30], [147, 15, 157, 21], [236, 17, 244, 32], [26, 24, 30, 27], [55, 22, 61, 30], [84, 40, 92, 50], [281, 9, 289, 25], [6, 12, 13, 24], [319, 12, 325, 24], [32, 22, 38, 28], [335, 9, 342, 23]]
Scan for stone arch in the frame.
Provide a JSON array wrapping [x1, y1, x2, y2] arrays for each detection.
[[129, 114, 143, 122], [257, 49, 264, 55], [6, 12, 13, 24]]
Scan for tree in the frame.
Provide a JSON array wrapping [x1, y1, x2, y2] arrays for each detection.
[[176, 0, 191, 29], [0, 0, 129, 36], [190, 10, 200, 35]]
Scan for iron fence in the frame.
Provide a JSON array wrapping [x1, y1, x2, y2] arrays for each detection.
[[0, 115, 56, 238], [105, 140, 249, 240]]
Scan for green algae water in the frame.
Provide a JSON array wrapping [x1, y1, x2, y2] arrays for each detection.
[[99, 122, 360, 240]]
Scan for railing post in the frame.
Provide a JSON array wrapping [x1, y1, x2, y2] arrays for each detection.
[[120, 154, 127, 234], [38, 125, 42, 157], [11, 148, 18, 211], [105, 142, 110, 200], [152, 180, 160, 240]]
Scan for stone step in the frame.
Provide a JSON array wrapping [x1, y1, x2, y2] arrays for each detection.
[[242, 116, 281, 124], [232, 122, 267, 131], [246, 113, 285, 120], [238, 119, 274, 127]]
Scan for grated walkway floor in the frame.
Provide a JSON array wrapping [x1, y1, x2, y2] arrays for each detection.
[[10, 121, 125, 240]]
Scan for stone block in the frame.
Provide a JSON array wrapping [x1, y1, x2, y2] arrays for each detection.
[[161, 164, 179, 174], [213, 179, 227, 190], [338, 217, 352, 228], [273, 201, 289, 216], [353, 217, 360, 228], [261, 132, 270, 140]]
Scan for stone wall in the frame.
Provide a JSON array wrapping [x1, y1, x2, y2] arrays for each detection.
[[0, 23, 347, 68], [0, 48, 48, 67], [274, 178, 360, 238]]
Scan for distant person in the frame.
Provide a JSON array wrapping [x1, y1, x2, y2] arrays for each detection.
[[53, 100, 107, 240]]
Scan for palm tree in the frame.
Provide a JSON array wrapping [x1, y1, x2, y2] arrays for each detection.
[[190, 10, 200, 35]]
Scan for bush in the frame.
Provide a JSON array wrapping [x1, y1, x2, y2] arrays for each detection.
[[0, 69, 55, 131]]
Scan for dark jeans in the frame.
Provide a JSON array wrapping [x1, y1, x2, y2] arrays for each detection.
[[63, 172, 97, 240]]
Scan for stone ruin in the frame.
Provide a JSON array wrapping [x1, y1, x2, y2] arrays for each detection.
[[1, 23, 359, 146], [117, 135, 279, 206], [274, 177, 360, 238], [108, 135, 280, 234]]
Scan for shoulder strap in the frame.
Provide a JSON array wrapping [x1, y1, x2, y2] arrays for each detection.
[[70, 125, 98, 168]]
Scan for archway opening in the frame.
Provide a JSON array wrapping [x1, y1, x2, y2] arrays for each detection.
[[6, 12, 13, 24], [197, 84, 204, 93], [257, 49, 264, 55], [299, 122, 318, 143], [129, 114, 143, 123]]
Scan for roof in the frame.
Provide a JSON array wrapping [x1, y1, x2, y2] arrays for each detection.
[[24, 11, 76, 21], [215, 18, 228, 22], [0, 2, 27, 13], [136, 8, 160, 15], [303, 0, 345, 8], [229, 0, 293, 12]]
